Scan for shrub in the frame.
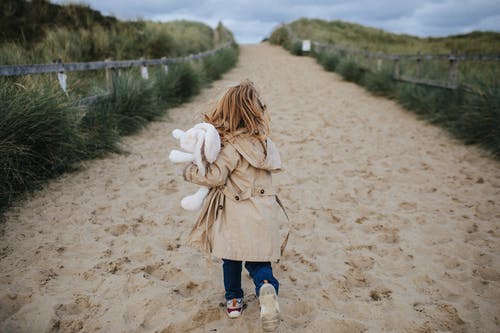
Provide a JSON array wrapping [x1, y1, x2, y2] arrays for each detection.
[[269, 26, 289, 45], [78, 95, 120, 158], [361, 69, 395, 96], [154, 62, 202, 107], [202, 47, 238, 81], [109, 72, 160, 136], [0, 80, 84, 208], [289, 41, 303, 56], [452, 83, 500, 156], [316, 50, 340, 71], [337, 59, 366, 83]]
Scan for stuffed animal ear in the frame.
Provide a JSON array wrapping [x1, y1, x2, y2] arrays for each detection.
[[169, 150, 194, 163], [194, 123, 221, 163], [172, 129, 184, 140]]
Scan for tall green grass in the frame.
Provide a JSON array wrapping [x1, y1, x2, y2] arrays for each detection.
[[0, 46, 238, 214], [361, 69, 396, 96], [0, 21, 216, 65], [336, 58, 367, 84], [154, 62, 203, 107], [271, 20, 500, 159], [0, 0, 239, 213], [315, 49, 340, 71], [202, 46, 239, 81], [0, 81, 83, 208], [1, 1, 216, 64]]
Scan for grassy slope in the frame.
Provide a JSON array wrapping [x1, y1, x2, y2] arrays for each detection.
[[277, 18, 500, 54], [0, 0, 217, 64]]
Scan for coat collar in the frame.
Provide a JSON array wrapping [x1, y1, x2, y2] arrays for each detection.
[[227, 135, 282, 172]]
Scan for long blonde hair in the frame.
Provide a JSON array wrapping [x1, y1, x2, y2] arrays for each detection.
[[204, 80, 269, 141]]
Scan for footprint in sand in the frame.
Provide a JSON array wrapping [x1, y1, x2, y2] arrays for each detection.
[[39, 268, 58, 286], [412, 302, 467, 333], [371, 224, 401, 244], [290, 250, 320, 272], [283, 299, 316, 322], [173, 280, 210, 298], [105, 224, 128, 237], [47, 295, 97, 333], [190, 300, 222, 327], [474, 200, 497, 220], [440, 256, 462, 270], [413, 275, 439, 296], [136, 263, 186, 283], [369, 288, 392, 301], [305, 317, 367, 333], [345, 253, 375, 271], [94, 257, 131, 274], [158, 179, 179, 195], [0, 292, 33, 322], [473, 266, 500, 282], [343, 267, 370, 289], [466, 222, 479, 234], [160, 299, 222, 332], [399, 201, 417, 211]]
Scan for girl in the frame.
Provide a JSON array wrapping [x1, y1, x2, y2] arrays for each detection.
[[182, 80, 287, 332]]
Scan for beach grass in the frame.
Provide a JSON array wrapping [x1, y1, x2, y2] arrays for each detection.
[[0, 1, 238, 213]]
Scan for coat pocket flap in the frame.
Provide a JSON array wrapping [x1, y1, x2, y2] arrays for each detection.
[[222, 186, 251, 202], [251, 186, 276, 196]]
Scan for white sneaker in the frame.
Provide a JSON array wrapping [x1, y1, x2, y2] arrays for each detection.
[[259, 281, 280, 332], [226, 298, 243, 318]]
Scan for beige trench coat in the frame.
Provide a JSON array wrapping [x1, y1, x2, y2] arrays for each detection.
[[183, 134, 288, 262]]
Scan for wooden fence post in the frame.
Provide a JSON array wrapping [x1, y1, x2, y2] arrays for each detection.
[[416, 52, 422, 78], [448, 53, 458, 88], [393, 57, 400, 79], [51, 59, 57, 85], [161, 57, 168, 74], [140, 57, 149, 79], [104, 58, 114, 93], [54, 58, 68, 96], [376, 56, 382, 72]]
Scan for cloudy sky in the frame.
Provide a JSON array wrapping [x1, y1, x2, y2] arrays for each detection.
[[53, 0, 500, 43]]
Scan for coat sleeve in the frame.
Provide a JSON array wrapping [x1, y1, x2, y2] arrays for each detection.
[[183, 144, 239, 187]]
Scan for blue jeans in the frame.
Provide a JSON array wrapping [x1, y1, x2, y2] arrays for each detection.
[[222, 259, 279, 300]]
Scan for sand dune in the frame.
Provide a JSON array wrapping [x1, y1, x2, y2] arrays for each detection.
[[1, 43, 499, 332]]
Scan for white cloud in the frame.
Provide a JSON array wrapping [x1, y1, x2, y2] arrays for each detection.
[[51, 0, 500, 41]]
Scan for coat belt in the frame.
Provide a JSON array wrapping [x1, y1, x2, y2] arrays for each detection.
[[187, 186, 289, 256]]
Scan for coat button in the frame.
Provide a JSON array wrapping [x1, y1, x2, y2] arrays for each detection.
[[235, 196, 240, 201], [218, 205, 223, 210], [260, 189, 265, 194]]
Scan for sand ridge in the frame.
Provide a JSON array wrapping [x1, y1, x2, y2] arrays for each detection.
[[1, 43, 499, 332]]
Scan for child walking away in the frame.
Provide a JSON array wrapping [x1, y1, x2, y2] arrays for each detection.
[[182, 80, 287, 332]]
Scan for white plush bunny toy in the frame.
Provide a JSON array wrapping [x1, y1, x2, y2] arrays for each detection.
[[169, 123, 221, 211]]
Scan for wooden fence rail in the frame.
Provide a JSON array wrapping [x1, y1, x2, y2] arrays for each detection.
[[0, 42, 232, 105], [0, 42, 231, 76], [311, 41, 500, 62]]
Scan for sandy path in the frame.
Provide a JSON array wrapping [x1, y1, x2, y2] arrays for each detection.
[[1, 43, 499, 333]]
